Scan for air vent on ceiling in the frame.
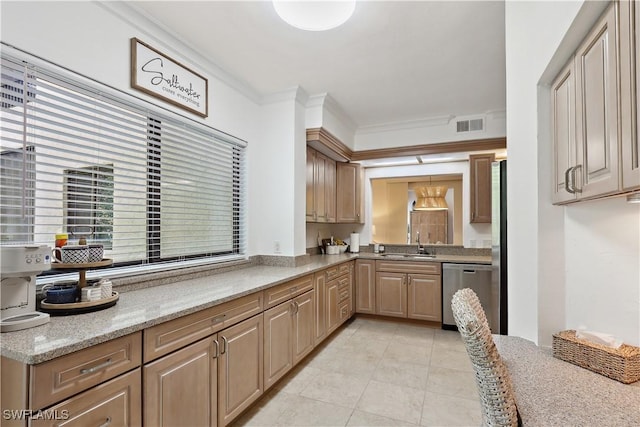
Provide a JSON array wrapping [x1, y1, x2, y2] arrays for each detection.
[[456, 118, 484, 133]]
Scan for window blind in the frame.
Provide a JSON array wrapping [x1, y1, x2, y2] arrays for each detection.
[[0, 51, 247, 271]]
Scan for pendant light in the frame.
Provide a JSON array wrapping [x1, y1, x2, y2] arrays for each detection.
[[414, 186, 449, 210], [272, 1, 356, 31]]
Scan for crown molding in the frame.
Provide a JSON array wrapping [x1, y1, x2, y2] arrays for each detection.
[[350, 137, 507, 161], [306, 127, 353, 161]]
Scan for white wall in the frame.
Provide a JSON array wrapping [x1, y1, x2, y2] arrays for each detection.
[[506, 0, 640, 346]]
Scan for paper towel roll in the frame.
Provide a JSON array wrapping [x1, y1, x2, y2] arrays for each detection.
[[350, 233, 360, 253]]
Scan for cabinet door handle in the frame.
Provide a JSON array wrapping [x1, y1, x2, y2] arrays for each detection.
[[564, 167, 574, 194], [212, 339, 220, 358], [408, 275, 412, 284], [221, 336, 228, 355], [80, 358, 113, 375], [290, 301, 296, 315], [295, 301, 299, 314], [98, 416, 112, 427], [572, 165, 583, 193]]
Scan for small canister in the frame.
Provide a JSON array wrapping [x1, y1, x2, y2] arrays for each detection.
[[81, 286, 102, 302], [99, 279, 113, 299], [55, 233, 68, 248]]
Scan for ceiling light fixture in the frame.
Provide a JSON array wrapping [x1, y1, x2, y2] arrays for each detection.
[[414, 186, 449, 210], [272, 1, 356, 31]]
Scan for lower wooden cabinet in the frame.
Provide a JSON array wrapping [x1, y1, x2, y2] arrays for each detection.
[[355, 259, 376, 314], [218, 314, 263, 427], [376, 272, 407, 318], [264, 290, 316, 391], [313, 271, 327, 343], [143, 336, 217, 427], [31, 368, 141, 427], [370, 260, 442, 322]]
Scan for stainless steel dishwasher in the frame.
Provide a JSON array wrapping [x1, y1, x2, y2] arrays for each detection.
[[442, 263, 497, 332]]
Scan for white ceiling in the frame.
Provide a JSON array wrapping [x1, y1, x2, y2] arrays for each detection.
[[131, 0, 506, 130]]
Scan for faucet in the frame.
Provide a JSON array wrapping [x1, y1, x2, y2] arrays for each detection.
[[416, 231, 424, 254]]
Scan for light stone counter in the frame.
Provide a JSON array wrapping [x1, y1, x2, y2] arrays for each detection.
[[357, 253, 491, 264], [0, 254, 356, 364], [494, 335, 640, 426]]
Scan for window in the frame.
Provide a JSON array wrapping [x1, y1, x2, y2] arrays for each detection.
[[0, 51, 247, 273]]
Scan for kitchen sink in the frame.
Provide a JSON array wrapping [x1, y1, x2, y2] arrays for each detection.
[[380, 253, 436, 259]]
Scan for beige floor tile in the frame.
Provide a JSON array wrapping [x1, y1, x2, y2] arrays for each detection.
[[429, 346, 474, 372], [347, 409, 418, 427], [393, 324, 436, 347], [425, 366, 479, 401], [372, 358, 429, 390], [421, 391, 482, 427], [231, 389, 295, 427], [300, 371, 369, 408], [356, 379, 426, 424], [273, 364, 325, 395], [382, 342, 432, 366], [274, 394, 353, 426]]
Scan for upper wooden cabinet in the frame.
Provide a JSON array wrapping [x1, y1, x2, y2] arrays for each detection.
[[469, 153, 495, 223], [552, 2, 639, 204], [336, 162, 364, 223], [306, 147, 336, 222], [620, 0, 640, 191]]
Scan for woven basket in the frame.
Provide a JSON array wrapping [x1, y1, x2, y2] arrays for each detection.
[[552, 330, 640, 384]]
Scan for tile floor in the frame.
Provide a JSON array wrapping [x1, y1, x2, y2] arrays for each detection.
[[232, 316, 482, 427]]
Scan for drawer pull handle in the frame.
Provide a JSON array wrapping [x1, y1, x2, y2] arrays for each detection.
[[98, 416, 112, 427], [213, 339, 220, 358], [290, 286, 297, 293], [212, 314, 226, 324], [80, 358, 113, 375]]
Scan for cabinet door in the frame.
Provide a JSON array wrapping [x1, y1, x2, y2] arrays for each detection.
[[306, 146, 316, 221], [315, 152, 328, 222], [326, 279, 340, 334], [263, 302, 293, 391], [32, 369, 141, 427], [218, 315, 263, 427], [144, 337, 217, 427], [292, 290, 316, 365], [407, 274, 442, 322], [574, 3, 619, 198], [355, 259, 376, 314], [469, 153, 495, 223], [375, 272, 407, 318], [325, 156, 337, 222], [336, 162, 363, 223], [551, 58, 578, 204], [314, 271, 327, 342], [620, 0, 640, 191], [410, 210, 448, 244]]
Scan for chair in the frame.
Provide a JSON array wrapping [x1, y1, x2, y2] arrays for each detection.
[[451, 288, 519, 427]]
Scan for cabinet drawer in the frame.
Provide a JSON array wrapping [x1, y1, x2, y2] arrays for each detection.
[[264, 274, 313, 309], [338, 287, 350, 304], [30, 332, 142, 410], [31, 368, 141, 427], [376, 260, 441, 275], [144, 292, 263, 363], [337, 275, 350, 290], [325, 262, 351, 281]]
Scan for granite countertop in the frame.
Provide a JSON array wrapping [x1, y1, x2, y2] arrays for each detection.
[[494, 335, 640, 426], [358, 253, 491, 264], [1, 252, 489, 364]]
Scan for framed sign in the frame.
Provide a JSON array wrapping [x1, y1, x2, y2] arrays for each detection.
[[131, 38, 208, 118]]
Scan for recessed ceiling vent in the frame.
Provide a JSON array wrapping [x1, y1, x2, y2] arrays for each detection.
[[456, 118, 484, 133]]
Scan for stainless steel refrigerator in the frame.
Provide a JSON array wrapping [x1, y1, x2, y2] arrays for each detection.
[[491, 160, 508, 335]]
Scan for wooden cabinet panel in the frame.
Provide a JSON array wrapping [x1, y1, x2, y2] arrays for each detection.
[[407, 274, 442, 322], [375, 272, 407, 318], [143, 336, 217, 427], [306, 146, 316, 221], [410, 210, 448, 244], [469, 153, 495, 223], [30, 332, 142, 410], [264, 274, 313, 309], [376, 260, 440, 275], [326, 279, 340, 334], [620, 0, 640, 191], [144, 292, 263, 363], [31, 368, 141, 427], [306, 147, 336, 223], [218, 314, 263, 427], [292, 290, 315, 365], [325, 156, 337, 222], [574, 3, 619, 198], [336, 162, 363, 223], [356, 259, 376, 314], [551, 58, 577, 203], [263, 301, 293, 391], [325, 262, 351, 281], [313, 271, 327, 342]]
